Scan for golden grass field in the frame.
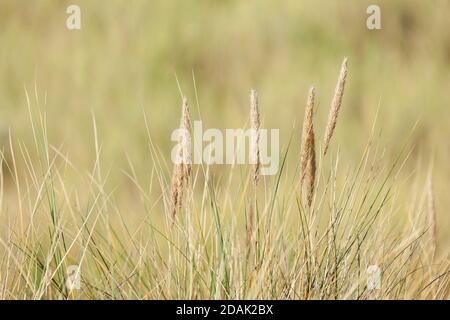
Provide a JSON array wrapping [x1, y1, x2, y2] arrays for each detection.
[[0, 1, 448, 299]]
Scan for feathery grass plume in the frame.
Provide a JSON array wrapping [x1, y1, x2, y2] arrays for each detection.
[[427, 172, 437, 256], [300, 86, 315, 188], [170, 97, 191, 218], [323, 57, 348, 156], [306, 135, 316, 207], [181, 97, 192, 180], [250, 89, 260, 187]]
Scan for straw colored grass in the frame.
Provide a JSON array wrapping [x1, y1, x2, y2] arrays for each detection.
[[0, 60, 447, 300]]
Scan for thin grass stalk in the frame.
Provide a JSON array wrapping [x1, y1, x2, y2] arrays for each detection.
[[427, 172, 437, 258], [247, 90, 261, 257]]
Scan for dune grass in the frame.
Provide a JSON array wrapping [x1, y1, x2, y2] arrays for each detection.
[[0, 65, 447, 300]]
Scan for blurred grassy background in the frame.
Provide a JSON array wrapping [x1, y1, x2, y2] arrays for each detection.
[[0, 1, 449, 238]]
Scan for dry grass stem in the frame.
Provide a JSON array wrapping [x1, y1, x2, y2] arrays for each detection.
[[246, 202, 254, 245], [427, 172, 437, 255]]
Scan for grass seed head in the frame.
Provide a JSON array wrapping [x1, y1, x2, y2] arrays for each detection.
[[306, 134, 316, 207], [323, 57, 348, 156], [170, 96, 192, 218], [250, 89, 260, 187], [300, 86, 315, 187]]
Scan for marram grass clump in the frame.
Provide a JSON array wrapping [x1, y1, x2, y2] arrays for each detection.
[[0, 58, 448, 300]]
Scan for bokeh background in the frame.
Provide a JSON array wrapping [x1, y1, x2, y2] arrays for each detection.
[[0, 1, 449, 241]]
